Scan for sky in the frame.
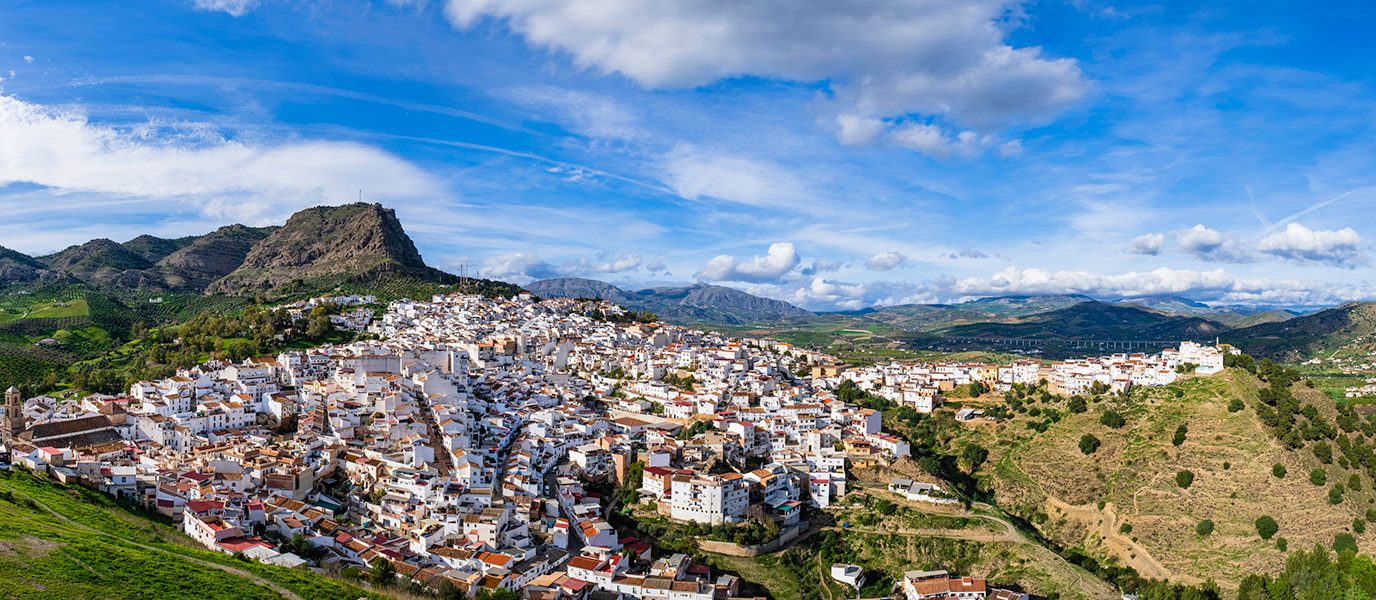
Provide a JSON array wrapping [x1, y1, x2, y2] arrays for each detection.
[[2, 0, 1376, 311]]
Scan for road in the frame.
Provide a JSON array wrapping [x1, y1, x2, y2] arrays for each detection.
[[0, 480, 306, 600]]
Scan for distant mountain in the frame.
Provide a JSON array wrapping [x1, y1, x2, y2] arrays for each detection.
[[0, 245, 58, 283], [525, 278, 813, 324], [1224, 309, 1298, 329], [155, 224, 278, 290], [523, 278, 634, 304], [1226, 302, 1376, 359], [37, 239, 157, 286], [942, 301, 1230, 341]]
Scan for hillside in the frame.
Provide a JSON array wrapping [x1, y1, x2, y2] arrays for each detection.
[[207, 203, 451, 294], [0, 468, 392, 600], [1226, 302, 1376, 359], [525, 278, 813, 325], [154, 224, 277, 290], [884, 365, 1376, 592], [120, 234, 198, 263], [1225, 309, 1298, 329], [941, 301, 1230, 340]]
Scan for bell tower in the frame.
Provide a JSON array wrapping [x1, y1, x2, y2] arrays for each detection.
[[3, 386, 22, 443]]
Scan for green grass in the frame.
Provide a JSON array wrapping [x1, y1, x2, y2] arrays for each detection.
[[26, 299, 90, 318], [0, 311, 19, 324], [0, 469, 393, 600]]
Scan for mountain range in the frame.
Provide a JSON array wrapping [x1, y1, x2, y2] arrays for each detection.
[[524, 277, 814, 325], [0, 203, 457, 295]]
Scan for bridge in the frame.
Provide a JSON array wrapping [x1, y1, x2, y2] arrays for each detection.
[[942, 336, 1210, 351]]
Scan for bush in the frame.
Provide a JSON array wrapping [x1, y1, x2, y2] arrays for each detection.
[[1120, 523, 1133, 534], [1172, 424, 1188, 447], [1276, 537, 1288, 551], [1312, 469, 1328, 486], [1068, 396, 1087, 414], [1256, 516, 1279, 540], [1273, 464, 1286, 479], [1355, 519, 1367, 534], [1313, 441, 1333, 464], [1228, 397, 1245, 412], [1335, 532, 1359, 554], [1330, 487, 1345, 505], [1196, 520, 1214, 536], [1100, 410, 1126, 428], [1079, 433, 1101, 455], [1176, 470, 1195, 489]]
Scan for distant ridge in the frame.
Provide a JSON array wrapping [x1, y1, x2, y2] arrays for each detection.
[[524, 277, 813, 325]]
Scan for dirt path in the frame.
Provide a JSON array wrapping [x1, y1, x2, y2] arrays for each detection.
[[1046, 497, 1185, 583], [821, 523, 1017, 543], [0, 481, 305, 600]]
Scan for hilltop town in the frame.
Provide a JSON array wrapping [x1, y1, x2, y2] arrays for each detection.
[[0, 292, 1231, 600]]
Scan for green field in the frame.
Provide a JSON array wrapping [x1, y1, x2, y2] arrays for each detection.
[[25, 299, 90, 319]]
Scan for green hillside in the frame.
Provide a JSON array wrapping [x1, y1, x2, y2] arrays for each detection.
[[0, 469, 393, 600]]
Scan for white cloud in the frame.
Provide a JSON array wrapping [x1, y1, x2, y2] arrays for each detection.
[[1173, 224, 1253, 263], [1257, 223, 1366, 267], [695, 242, 800, 283], [192, 0, 258, 17], [1128, 232, 1164, 255], [0, 94, 441, 225], [646, 261, 669, 273], [799, 258, 843, 276], [22, 56, 33, 63], [887, 123, 951, 159], [446, 0, 1086, 144], [481, 251, 642, 282], [998, 140, 1023, 158], [659, 145, 808, 208], [506, 87, 643, 141], [833, 114, 886, 146], [865, 251, 907, 271]]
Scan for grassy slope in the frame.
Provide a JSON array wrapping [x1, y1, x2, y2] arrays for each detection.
[[959, 369, 1370, 591], [26, 299, 90, 318], [0, 469, 395, 600]]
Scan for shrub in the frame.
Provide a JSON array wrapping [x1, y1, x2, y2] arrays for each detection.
[[1176, 470, 1195, 489], [1256, 516, 1279, 540], [1313, 441, 1333, 464], [1079, 434, 1101, 455], [1223, 462, 1231, 470], [1277, 537, 1288, 551], [1356, 519, 1367, 534], [1196, 520, 1214, 536], [1330, 487, 1345, 505], [1335, 532, 1359, 554], [1172, 424, 1188, 447], [1068, 396, 1087, 414], [1120, 523, 1133, 534], [1100, 411, 1126, 428], [1350, 474, 1363, 492], [1312, 469, 1328, 486], [1273, 464, 1286, 478], [1228, 397, 1245, 412]]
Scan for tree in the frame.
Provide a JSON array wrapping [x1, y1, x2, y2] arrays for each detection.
[[1313, 441, 1333, 464], [1173, 424, 1188, 447], [1255, 516, 1279, 540], [1311, 468, 1328, 486], [1120, 523, 1133, 534], [1079, 434, 1101, 455], [1329, 486, 1345, 505], [961, 443, 988, 472], [1228, 397, 1245, 413], [369, 557, 396, 587], [1356, 518, 1367, 534], [1176, 469, 1195, 489], [438, 581, 464, 600], [476, 589, 522, 600], [1196, 519, 1214, 536], [1273, 463, 1287, 479], [969, 380, 987, 398], [1068, 396, 1087, 414], [1100, 410, 1126, 428], [307, 314, 333, 341]]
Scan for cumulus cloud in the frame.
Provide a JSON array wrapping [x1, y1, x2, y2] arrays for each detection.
[[192, 0, 258, 16], [646, 261, 669, 273], [1257, 223, 1367, 267], [865, 251, 907, 271], [1173, 224, 1253, 263], [695, 242, 800, 283], [749, 265, 1376, 312], [942, 247, 988, 260], [481, 251, 642, 282], [0, 94, 440, 225], [446, 0, 1086, 148], [1128, 232, 1164, 255]]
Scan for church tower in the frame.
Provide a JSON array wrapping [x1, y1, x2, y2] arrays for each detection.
[[3, 386, 22, 443]]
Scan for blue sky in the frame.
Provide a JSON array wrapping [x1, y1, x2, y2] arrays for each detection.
[[2, 0, 1376, 310]]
